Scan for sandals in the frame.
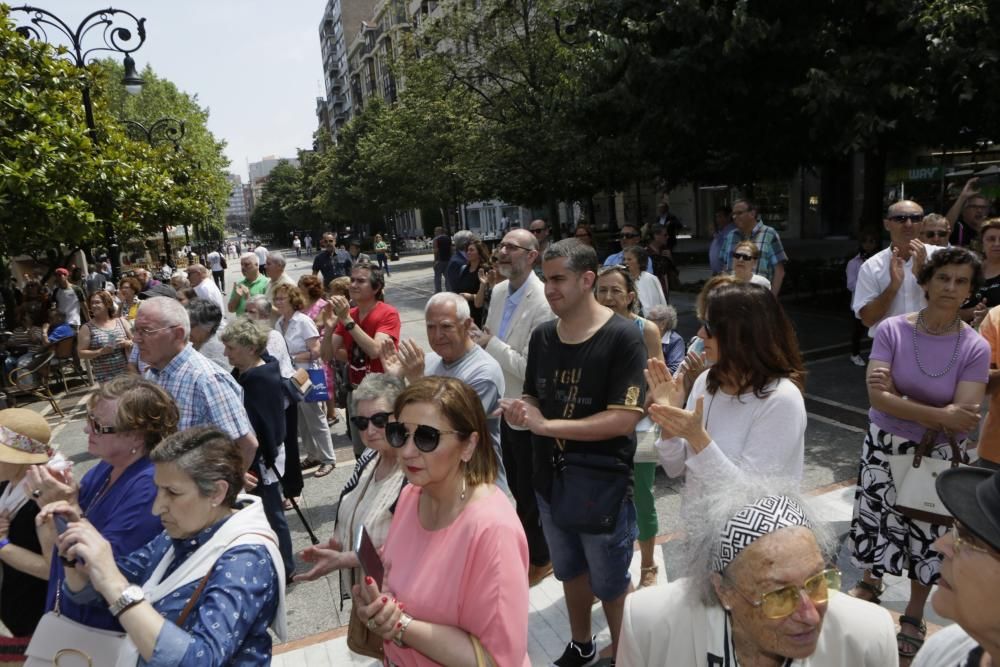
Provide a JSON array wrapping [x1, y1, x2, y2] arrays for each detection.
[[639, 565, 659, 589], [897, 615, 927, 660], [314, 463, 336, 478], [847, 579, 885, 605]]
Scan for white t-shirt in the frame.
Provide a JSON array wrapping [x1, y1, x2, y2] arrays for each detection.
[[207, 251, 223, 272], [53, 287, 81, 326], [912, 623, 978, 667], [852, 244, 940, 338], [275, 311, 319, 370], [193, 279, 226, 314], [750, 273, 772, 289], [254, 246, 268, 266], [292, 238, 301, 249], [655, 371, 806, 501], [635, 272, 667, 315]]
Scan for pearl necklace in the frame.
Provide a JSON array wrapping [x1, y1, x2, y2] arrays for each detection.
[[913, 309, 962, 378]]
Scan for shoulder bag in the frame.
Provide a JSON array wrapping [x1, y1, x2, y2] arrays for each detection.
[[888, 429, 966, 525], [550, 448, 630, 534], [470, 634, 496, 667]]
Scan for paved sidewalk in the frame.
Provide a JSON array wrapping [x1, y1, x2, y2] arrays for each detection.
[[273, 481, 949, 665]]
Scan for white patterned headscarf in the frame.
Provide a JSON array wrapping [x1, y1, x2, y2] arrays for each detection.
[[712, 494, 811, 572]]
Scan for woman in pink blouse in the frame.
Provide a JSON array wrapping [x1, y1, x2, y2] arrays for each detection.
[[352, 376, 529, 666]]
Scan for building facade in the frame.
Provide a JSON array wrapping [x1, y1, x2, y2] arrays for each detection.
[[317, 0, 380, 140], [224, 173, 249, 232]]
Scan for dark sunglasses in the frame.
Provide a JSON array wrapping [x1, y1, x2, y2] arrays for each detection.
[[349, 412, 391, 431], [87, 413, 117, 434], [530, 228, 547, 235], [385, 422, 466, 452], [923, 231, 949, 239], [620, 232, 640, 239], [888, 214, 922, 223], [731, 252, 756, 261]]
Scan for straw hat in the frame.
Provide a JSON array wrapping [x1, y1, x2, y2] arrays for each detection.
[[0, 409, 52, 465]]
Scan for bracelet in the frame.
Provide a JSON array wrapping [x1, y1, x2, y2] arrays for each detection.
[[0, 538, 9, 551], [392, 612, 414, 647]]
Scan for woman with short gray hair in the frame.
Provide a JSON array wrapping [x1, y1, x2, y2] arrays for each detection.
[[646, 304, 684, 373], [186, 297, 229, 371], [616, 477, 897, 666]]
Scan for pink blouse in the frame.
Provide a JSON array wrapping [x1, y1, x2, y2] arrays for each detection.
[[381, 485, 530, 666]]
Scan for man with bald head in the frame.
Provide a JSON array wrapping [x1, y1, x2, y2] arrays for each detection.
[[477, 227, 555, 584], [134, 297, 257, 468], [853, 200, 940, 337], [185, 263, 225, 313]]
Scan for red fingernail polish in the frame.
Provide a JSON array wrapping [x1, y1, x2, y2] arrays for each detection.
[[396, 622, 402, 628], [365, 576, 373, 585], [382, 596, 388, 603], [399, 603, 404, 610]]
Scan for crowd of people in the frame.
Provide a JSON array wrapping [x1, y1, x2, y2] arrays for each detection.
[[6, 199, 1000, 667]]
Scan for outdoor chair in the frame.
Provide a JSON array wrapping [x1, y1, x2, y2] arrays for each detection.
[[5, 350, 63, 416], [49, 335, 93, 393]]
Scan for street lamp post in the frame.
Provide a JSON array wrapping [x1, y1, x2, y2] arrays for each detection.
[[123, 118, 186, 266], [10, 5, 147, 282]]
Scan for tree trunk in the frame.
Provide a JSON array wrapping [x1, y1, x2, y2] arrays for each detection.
[[862, 148, 887, 230]]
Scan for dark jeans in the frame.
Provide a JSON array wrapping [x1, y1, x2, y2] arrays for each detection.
[[212, 270, 225, 292], [501, 417, 549, 567], [851, 314, 867, 356], [433, 261, 448, 293], [282, 403, 303, 498], [377, 253, 390, 275], [252, 480, 295, 579]]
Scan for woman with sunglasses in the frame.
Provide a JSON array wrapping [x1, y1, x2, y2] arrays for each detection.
[[847, 246, 988, 663], [293, 374, 406, 597], [913, 467, 1000, 666], [617, 477, 897, 666], [595, 265, 665, 588], [729, 240, 771, 289], [23, 376, 176, 635], [352, 376, 529, 666], [647, 282, 806, 506]]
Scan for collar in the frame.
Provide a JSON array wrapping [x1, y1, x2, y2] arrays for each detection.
[[739, 221, 764, 239], [441, 344, 478, 369], [170, 512, 233, 559], [156, 343, 195, 378]]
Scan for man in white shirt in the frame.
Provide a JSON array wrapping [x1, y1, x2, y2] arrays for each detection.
[[254, 243, 268, 273], [206, 248, 226, 291], [52, 268, 85, 327], [264, 252, 296, 302], [185, 264, 226, 315], [853, 200, 939, 337]]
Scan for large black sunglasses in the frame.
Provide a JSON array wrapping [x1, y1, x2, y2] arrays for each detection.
[[385, 422, 467, 452], [349, 412, 391, 431]]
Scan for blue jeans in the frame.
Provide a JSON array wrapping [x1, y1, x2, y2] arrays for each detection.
[[433, 261, 448, 293], [537, 494, 637, 601]]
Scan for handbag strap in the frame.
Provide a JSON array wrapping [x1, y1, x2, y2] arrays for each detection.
[[917, 429, 964, 466], [175, 569, 212, 628], [470, 634, 495, 667]]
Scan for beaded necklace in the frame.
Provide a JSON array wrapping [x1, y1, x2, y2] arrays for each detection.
[[913, 309, 963, 378]]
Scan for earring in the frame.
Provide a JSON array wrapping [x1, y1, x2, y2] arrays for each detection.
[[460, 477, 467, 502], [130, 448, 137, 455]]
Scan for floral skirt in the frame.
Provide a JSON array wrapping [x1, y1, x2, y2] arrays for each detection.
[[847, 422, 956, 586]]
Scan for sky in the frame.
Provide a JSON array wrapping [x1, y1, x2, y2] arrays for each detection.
[[15, 1, 328, 180]]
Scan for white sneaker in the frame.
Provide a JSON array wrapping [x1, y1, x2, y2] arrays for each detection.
[[850, 354, 866, 367]]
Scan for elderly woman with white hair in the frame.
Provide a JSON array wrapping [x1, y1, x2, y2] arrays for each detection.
[[186, 297, 230, 371], [646, 303, 684, 374], [617, 476, 898, 666]]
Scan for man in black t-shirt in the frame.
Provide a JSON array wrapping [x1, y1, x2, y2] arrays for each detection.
[[432, 226, 452, 293], [501, 238, 645, 666], [311, 231, 353, 286]]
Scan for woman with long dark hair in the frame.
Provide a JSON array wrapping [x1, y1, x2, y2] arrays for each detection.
[[647, 282, 807, 502]]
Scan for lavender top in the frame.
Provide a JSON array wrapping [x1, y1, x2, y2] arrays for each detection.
[[869, 314, 989, 442]]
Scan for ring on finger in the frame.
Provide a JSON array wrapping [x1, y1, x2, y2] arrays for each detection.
[[367, 618, 377, 631], [31, 489, 41, 498]]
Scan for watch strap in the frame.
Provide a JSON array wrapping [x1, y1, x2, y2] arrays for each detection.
[[110, 585, 144, 617], [344, 320, 356, 331]]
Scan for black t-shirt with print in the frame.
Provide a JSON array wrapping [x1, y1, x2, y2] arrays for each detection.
[[524, 313, 646, 501]]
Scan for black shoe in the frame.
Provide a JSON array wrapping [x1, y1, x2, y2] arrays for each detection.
[[553, 636, 598, 667]]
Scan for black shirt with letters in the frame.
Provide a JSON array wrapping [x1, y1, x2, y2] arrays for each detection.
[[523, 314, 646, 501]]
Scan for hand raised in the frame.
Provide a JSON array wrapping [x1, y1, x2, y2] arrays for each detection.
[[645, 357, 686, 408]]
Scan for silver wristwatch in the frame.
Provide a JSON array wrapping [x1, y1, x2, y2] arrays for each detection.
[[109, 584, 145, 617]]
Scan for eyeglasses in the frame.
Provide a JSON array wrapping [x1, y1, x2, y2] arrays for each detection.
[[349, 411, 391, 431], [385, 422, 467, 452], [952, 521, 1000, 560], [699, 319, 714, 337], [620, 232, 640, 239], [888, 214, 923, 224], [529, 228, 547, 235], [731, 252, 756, 261], [87, 413, 117, 435], [133, 324, 180, 337], [923, 231, 949, 239], [725, 568, 841, 619], [497, 242, 531, 253]]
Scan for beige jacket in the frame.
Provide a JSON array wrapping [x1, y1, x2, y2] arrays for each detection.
[[483, 272, 553, 399], [617, 578, 898, 667]]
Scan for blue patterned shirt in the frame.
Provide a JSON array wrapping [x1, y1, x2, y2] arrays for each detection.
[[718, 220, 788, 280], [146, 344, 252, 437], [65, 516, 280, 666]]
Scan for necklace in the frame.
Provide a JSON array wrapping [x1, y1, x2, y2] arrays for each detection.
[[82, 470, 115, 518], [913, 309, 963, 378]]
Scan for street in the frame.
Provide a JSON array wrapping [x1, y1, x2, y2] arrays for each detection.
[[23, 248, 923, 663]]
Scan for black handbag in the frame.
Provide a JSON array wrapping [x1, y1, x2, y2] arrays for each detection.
[[550, 449, 630, 534]]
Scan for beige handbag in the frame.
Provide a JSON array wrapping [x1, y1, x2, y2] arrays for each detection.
[[888, 430, 966, 525], [25, 608, 126, 667]]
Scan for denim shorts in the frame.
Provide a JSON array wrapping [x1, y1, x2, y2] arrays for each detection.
[[536, 494, 637, 601]]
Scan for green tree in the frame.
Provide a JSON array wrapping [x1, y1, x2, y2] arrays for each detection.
[[250, 160, 316, 240]]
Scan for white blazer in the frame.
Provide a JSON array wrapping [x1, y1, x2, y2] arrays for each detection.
[[483, 272, 554, 399]]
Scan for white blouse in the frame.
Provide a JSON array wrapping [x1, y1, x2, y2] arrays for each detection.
[[275, 311, 319, 370]]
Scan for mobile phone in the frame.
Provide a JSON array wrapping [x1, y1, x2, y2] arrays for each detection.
[[53, 514, 83, 567], [690, 337, 705, 354], [354, 525, 384, 589]]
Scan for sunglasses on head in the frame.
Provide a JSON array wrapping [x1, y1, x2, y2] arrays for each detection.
[[349, 412, 391, 431], [726, 568, 841, 619], [923, 230, 949, 239], [385, 421, 467, 452], [731, 252, 756, 261]]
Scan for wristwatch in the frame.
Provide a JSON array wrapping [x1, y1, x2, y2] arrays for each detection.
[[109, 584, 145, 617], [344, 320, 356, 331]]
